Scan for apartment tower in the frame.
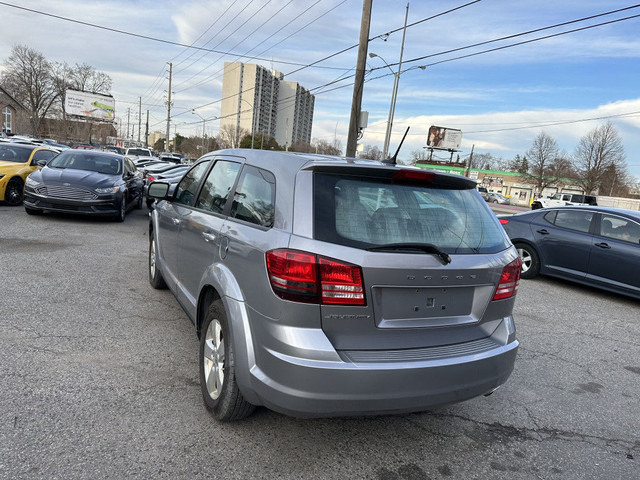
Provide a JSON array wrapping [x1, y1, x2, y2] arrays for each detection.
[[220, 62, 315, 148]]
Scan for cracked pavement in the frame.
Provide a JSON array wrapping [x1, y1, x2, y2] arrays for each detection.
[[1, 204, 638, 479]]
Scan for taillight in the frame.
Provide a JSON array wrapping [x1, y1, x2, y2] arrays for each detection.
[[493, 257, 522, 301], [266, 249, 365, 306], [392, 170, 435, 184], [498, 218, 510, 225], [148, 175, 156, 183]]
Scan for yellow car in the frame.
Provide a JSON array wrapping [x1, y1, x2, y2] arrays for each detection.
[[0, 143, 59, 205]]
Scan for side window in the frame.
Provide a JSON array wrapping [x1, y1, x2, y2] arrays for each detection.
[[543, 210, 557, 224], [174, 160, 211, 206], [31, 150, 57, 165], [599, 215, 640, 244], [195, 160, 241, 214], [562, 194, 572, 202], [230, 165, 275, 227], [553, 210, 594, 233], [124, 158, 136, 174]]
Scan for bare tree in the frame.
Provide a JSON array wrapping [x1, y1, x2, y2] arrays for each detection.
[[360, 145, 382, 160], [1, 45, 58, 135], [69, 63, 112, 93], [312, 138, 342, 155], [525, 132, 563, 192], [573, 122, 626, 195], [409, 149, 428, 164], [217, 124, 249, 148]]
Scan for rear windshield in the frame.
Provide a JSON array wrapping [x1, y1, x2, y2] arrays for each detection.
[[314, 173, 510, 254], [127, 149, 151, 156]]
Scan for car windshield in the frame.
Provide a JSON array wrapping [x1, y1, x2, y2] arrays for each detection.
[[314, 173, 511, 254], [0, 144, 32, 163], [48, 151, 122, 175]]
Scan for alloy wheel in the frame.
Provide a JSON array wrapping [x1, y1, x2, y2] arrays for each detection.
[[203, 319, 225, 400], [517, 247, 532, 273]]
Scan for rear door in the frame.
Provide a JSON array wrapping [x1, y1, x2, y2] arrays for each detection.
[[534, 209, 595, 279], [587, 213, 640, 295], [177, 158, 242, 312]]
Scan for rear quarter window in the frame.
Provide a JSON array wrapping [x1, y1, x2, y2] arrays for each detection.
[[313, 173, 510, 254]]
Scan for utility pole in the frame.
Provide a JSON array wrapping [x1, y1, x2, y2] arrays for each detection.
[[346, 0, 372, 157], [126, 108, 130, 139], [137, 97, 142, 142], [465, 144, 475, 177], [165, 62, 172, 152], [383, 3, 409, 159], [145, 110, 149, 148]]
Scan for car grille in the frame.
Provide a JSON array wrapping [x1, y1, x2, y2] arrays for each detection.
[[36, 185, 98, 200]]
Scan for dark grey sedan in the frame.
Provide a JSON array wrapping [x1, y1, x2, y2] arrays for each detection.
[[499, 206, 640, 299]]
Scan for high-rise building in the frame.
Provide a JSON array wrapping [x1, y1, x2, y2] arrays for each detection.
[[220, 62, 315, 148]]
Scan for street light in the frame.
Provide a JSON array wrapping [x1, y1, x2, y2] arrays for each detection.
[[192, 110, 218, 154], [369, 52, 425, 159], [237, 97, 256, 149]]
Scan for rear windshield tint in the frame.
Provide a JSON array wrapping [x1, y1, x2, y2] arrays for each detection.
[[313, 173, 510, 254]]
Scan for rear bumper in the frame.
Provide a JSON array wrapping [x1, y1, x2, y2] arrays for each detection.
[[238, 306, 519, 418]]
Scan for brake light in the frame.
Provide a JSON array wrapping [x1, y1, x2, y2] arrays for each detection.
[[147, 175, 156, 183], [266, 249, 365, 306], [493, 257, 522, 300], [498, 218, 510, 225], [392, 170, 435, 184]]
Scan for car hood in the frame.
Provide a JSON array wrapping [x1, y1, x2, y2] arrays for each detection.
[[36, 167, 120, 188], [0, 160, 28, 172]]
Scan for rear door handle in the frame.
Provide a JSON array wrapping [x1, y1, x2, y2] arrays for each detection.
[[536, 229, 549, 235], [202, 232, 217, 243], [594, 242, 611, 249]]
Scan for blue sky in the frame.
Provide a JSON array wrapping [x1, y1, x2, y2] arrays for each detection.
[[1, 0, 639, 180]]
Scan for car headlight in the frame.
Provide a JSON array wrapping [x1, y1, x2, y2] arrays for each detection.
[[95, 186, 120, 194], [25, 176, 40, 187]]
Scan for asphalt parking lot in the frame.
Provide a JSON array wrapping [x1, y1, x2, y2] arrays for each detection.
[[1, 204, 638, 479]]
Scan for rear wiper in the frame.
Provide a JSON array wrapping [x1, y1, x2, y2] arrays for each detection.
[[366, 243, 452, 265]]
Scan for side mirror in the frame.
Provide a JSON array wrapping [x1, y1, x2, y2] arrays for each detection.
[[148, 181, 170, 199], [36, 160, 48, 167]]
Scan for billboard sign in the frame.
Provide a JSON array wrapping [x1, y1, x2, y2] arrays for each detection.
[[65, 89, 115, 122], [427, 126, 462, 150]]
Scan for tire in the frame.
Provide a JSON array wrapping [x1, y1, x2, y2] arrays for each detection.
[[114, 195, 126, 222], [493, 199, 498, 204], [5, 178, 24, 206], [148, 236, 167, 289], [25, 206, 43, 215], [199, 300, 255, 421], [515, 242, 540, 279]]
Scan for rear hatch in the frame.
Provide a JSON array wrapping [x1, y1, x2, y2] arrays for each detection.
[[310, 166, 518, 351]]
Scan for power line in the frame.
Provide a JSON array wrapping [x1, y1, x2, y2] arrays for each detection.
[[0, 1, 349, 70], [375, 6, 640, 69]]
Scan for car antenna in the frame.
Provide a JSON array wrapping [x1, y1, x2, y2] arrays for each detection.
[[382, 126, 410, 165]]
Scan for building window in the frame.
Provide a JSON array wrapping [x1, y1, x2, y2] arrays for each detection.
[[2, 106, 12, 133]]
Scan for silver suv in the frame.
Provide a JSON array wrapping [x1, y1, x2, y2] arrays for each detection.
[[147, 149, 520, 420]]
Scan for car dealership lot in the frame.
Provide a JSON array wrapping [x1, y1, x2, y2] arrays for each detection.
[[1, 205, 638, 479]]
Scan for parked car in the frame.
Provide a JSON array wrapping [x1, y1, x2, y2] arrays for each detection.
[[0, 143, 59, 205], [144, 165, 190, 208], [477, 186, 489, 200], [487, 192, 509, 204], [23, 150, 144, 221], [531, 192, 597, 210], [104, 146, 124, 155], [499, 206, 640, 299], [158, 152, 184, 163], [147, 149, 520, 421]]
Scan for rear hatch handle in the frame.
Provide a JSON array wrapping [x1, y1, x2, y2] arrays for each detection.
[[366, 243, 452, 265]]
